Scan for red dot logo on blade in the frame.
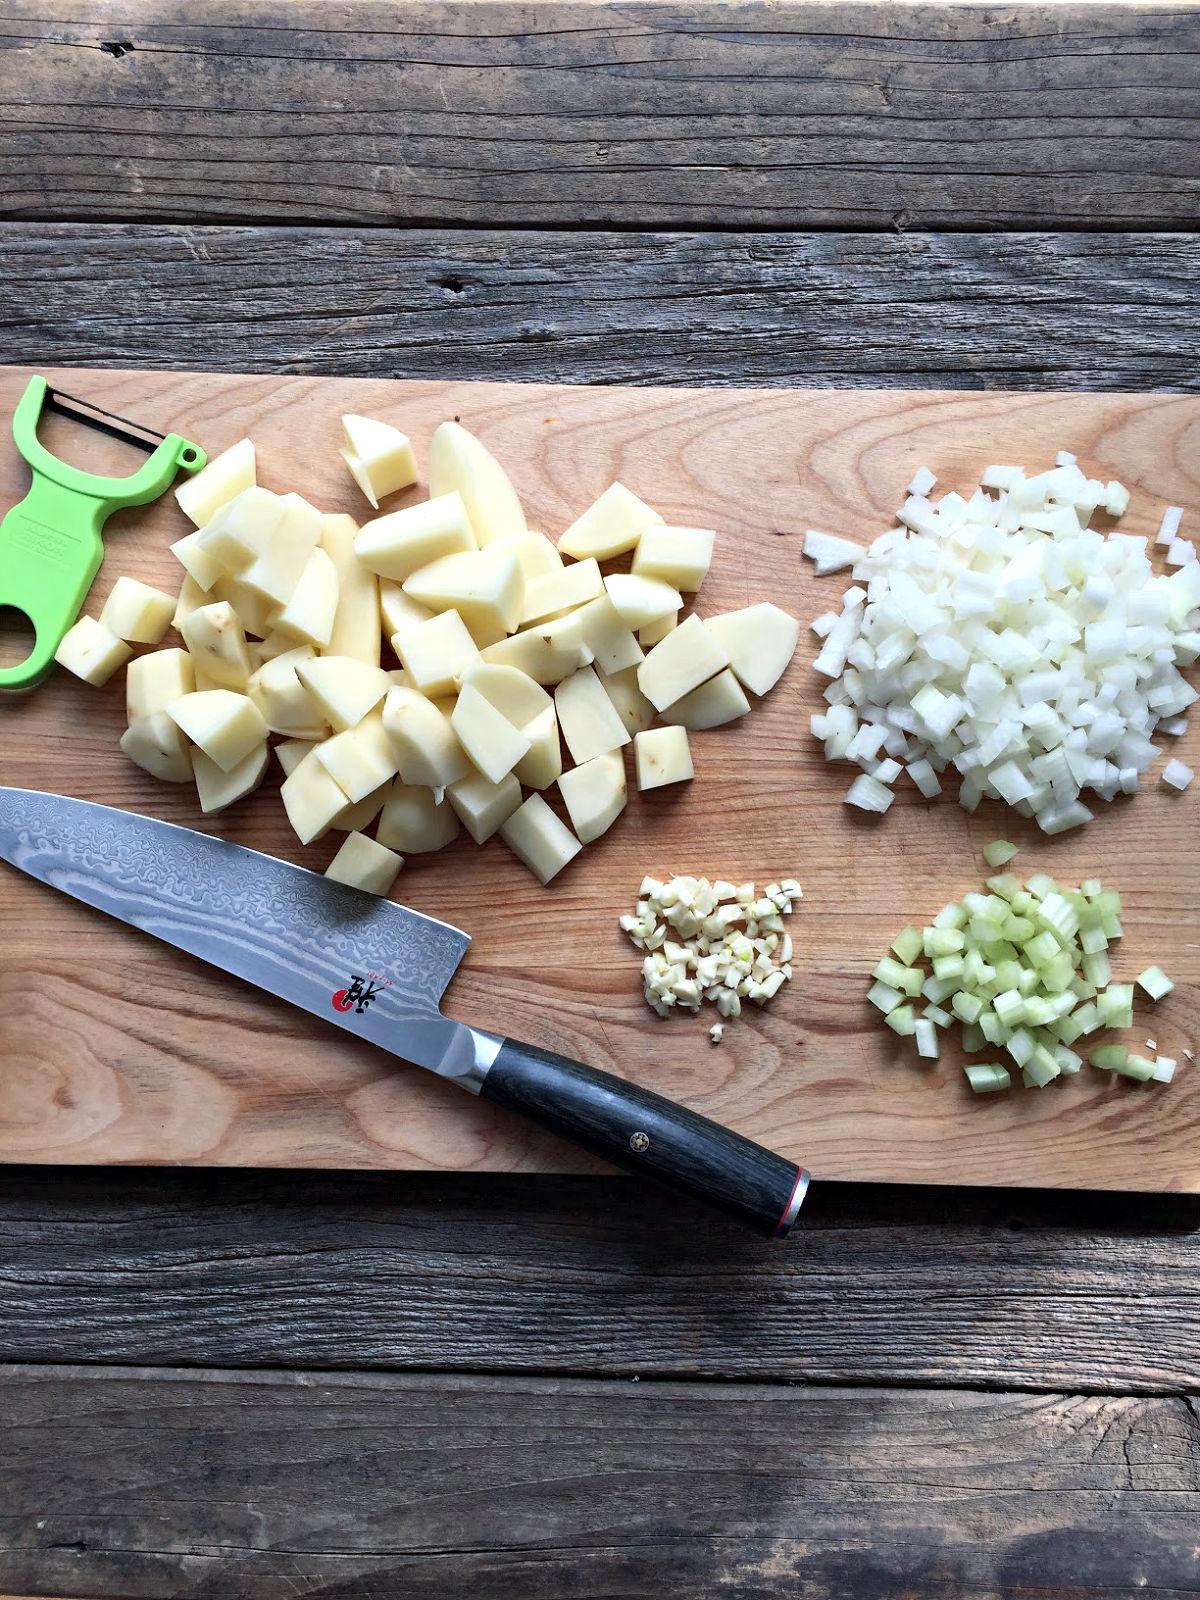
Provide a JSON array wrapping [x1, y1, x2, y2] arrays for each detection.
[[331, 990, 353, 1012]]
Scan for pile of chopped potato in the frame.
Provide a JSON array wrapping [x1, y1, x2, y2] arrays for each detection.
[[55, 417, 799, 894]]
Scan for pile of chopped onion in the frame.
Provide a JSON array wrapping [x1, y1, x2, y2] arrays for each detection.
[[807, 462, 1200, 832], [871, 865, 1180, 1091], [621, 874, 801, 1023]]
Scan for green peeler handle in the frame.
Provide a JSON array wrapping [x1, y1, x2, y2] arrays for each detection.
[[0, 376, 205, 692]]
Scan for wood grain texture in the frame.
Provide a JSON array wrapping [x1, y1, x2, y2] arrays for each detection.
[[1, 366, 1199, 1190], [3, 223, 1200, 393], [2, 4, 1198, 230], [1, 1365, 1197, 1600], [1, 1165, 1197, 1387]]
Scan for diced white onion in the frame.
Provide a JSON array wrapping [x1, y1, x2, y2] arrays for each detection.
[[1162, 758, 1194, 791], [803, 529, 865, 576]]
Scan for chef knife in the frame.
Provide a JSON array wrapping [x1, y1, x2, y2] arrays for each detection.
[[0, 788, 808, 1236]]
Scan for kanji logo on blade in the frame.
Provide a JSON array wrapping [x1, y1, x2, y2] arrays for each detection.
[[332, 975, 385, 1014]]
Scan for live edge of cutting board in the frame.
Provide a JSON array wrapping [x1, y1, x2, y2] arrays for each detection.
[[0, 367, 1197, 1191]]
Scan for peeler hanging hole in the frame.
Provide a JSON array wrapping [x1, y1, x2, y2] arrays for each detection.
[[0, 605, 37, 671], [181, 448, 199, 463]]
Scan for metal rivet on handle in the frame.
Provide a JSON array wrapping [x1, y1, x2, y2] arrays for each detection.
[[629, 1131, 650, 1153]]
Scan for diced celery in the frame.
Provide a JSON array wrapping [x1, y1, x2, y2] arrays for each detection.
[[914, 1017, 939, 1059], [1022, 996, 1055, 1028], [1049, 1012, 1084, 1045], [923, 1004, 952, 1028], [961, 1021, 986, 1053], [924, 926, 965, 958], [980, 1010, 1007, 1044], [1080, 877, 1103, 898], [1022, 1047, 1060, 1088], [968, 914, 1005, 944], [964, 1062, 1011, 1093], [896, 966, 926, 998], [891, 925, 924, 966], [993, 989, 1025, 1028], [1010, 890, 1036, 916], [1119, 1053, 1157, 1082], [986, 873, 1022, 902], [1006, 1028, 1035, 1066], [868, 980, 903, 1014], [933, 954, 965, 981], [1070, 974, 1096, 1002], [993, 959, 1024, 993], [1081, 950, 1112, 989], [933, 902, 968, 930], [1040, 952, 1076, 992], [1017, 968, 1039, 997], [873, 956, 910, 988], [922, 974, 958, 1004], [951, 991, 984, 1025], [885, 1005, 917, 1037], [1001, 914, 1035, 943], [983, 841, 1018, 869], [1037, 891, 1079, 941], [1090, 1043, 1129, 1071], [1136, 965, 1174, 1001], [1097, 983, 1134, 1029], [1054, 1044, 1083, 1075], [1071, 1001, 1101, 1035], [1079, 925, 1108, 955], [1025, 931, 1061, 968]]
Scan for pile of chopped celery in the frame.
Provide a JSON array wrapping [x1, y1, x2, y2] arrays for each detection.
[[870, 868, 1178, 1092]]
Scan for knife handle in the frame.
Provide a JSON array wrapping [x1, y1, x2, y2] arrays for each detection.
[[478, 1037, 808, 1237]]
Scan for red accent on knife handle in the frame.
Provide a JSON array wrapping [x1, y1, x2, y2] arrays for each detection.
[[481, 1037, 807, 1238]]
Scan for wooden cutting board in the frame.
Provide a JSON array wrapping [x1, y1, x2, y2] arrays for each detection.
[[1, 367, 1197, 1191]]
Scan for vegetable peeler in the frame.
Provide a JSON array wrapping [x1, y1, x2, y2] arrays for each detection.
[[0, 376, 205, 691]]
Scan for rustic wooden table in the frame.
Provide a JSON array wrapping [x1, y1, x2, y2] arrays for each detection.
[[1, 4, 1198, 1597]]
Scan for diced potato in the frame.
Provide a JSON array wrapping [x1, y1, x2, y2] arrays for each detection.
[[355, 492, 476, 582], [173, 575, 208, 633], [637, 613, 729, 712], [558, 750, 627, 843], [631, 525, 715, 592], [573, 594, 643, 675], [393, 609, 479, 698], [555, 665, 632, 764], [447, 769, 522, 844], [604, 573, 682, 632], [558, 482, 663, 560], [382, 686, 471, 788], [167, 689, 268, 773], [341, 414, 418, 509], [181, 601, 252, 692], [638, 610, 678, 647], [514, 706, 562, 790], [170, 529, 225, 592], [256, 628, 298, 662], [660, 667, 750, 730], [240, 492, 325, 606], [376, 783, 461, 853], [192, 741, 269, 813], [196, 486, 284, 573], [54, 615, 131, 685], [500, 793, 582, 884], [496, 531, 563, 582], [208, 573, 278, 640], [702, 603, 799, 696], [120, 711, 193, 783], [403, 544, 524, 646], [324, 831, 403, 896], [274, 737, 316, 778], [451, 683, 531, 784], [463, 662, 552, 728], [99, 576, 176, 646], [522, 559, 605, 626], [480, 611, 591, 684], [428, 421, 526, 546], [248, 647, 328, 739], [379, 581, 434, 642], [175, 438, 255, 528], [281, 748, 354, 845], [275, 545, 339, 649], [331, 779, 393, 834], [634, 725, 694, 791], [321, 514, 381, 666], [295, 655, 391, 732], [126, 647, 194, 721], [598, 665, 656, 735], [314, 709, 399, 803]]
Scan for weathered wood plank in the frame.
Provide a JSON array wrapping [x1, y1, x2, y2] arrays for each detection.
[[2, 223, 1198, 392], [1, 4, 1197, 230], [0, 1168, 1196, 1389], [1, 1365, 1196, 1600]]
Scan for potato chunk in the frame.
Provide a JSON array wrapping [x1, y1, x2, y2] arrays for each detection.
[[126, 648, 194, 721], [451, 683, 531, 784], [281, 748, 354, 845], [603, 573, 682, 632], [632, 525, 715, 592], [321, 514, 381, 666], [341, 414, 418, 509], [480, 612, 591, 685], [192, 742, 269, 813], [275, 545, 339, 649], [295, 655, 391, 732], [355, 492, 476, 582], [555, 666, 632, 764], [99, 576, 176, 645], [175, 438, 255, 529], [181, 601, 252, 692], [660, 667, 750, 730], [403, 544, 524, 646], [701, 603, 799, 696], [634, 725, 694, 791], [314, 709, 400, 804], [447, 769, 522, 844], [166, 689, 268, 773], [392, 609, 480, 698], [376, 783, 460, 853], [558, 482, 662, 561], [521, 559, 604, 626], [636, 613, 728, 712], [558, 751, 627, 843], [248, 647, 328, 739], [54, 615, 131, 685], [120, 712, 193, 784], [500, 794, 582, 884], [324, 831, 403, 896], [382, 685, 471, 788], [428, 421, 526, 546]]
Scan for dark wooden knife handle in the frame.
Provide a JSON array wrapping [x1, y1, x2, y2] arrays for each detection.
[[480, 1037, 808, 1237]]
